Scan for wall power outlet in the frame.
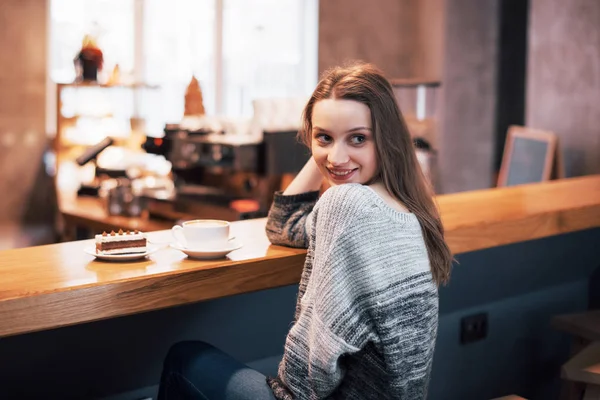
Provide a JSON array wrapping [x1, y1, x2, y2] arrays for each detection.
[[460, 312, 488, 344]]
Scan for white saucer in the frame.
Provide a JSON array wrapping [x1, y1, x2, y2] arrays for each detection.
[[170, 240, 243, 260], [84, 245, 160, 261]]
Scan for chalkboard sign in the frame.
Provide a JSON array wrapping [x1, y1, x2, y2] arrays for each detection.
[[497, 126, 560, 187]]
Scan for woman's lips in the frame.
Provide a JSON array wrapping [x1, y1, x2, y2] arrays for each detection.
[[326, 167, 358, 182]]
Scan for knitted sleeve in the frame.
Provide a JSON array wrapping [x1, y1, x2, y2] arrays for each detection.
[[276, 185, 378, 398], [265, 190, 320, 248]]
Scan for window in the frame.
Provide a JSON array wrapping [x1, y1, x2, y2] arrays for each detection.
[[222, 0, 317, 117], [50, 0, 135, 84], [142, 0, 216, 130], [49, 0, 319, 137]]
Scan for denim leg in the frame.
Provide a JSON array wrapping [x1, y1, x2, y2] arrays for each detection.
[[158, 341, 277, 400]]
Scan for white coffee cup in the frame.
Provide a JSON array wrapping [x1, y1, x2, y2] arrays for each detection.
[[172, 219, 231, 250]]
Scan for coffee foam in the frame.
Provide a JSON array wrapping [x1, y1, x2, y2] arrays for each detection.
[[185, 221, 228, 227]]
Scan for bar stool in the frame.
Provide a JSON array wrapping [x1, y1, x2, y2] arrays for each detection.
[[562, 342, 600, 400], [552, 310, 600, 347], [552, 310, 600, 400]]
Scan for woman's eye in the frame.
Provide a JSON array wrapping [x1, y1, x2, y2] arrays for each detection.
[[315, 134, 332, 144], [351, 135, 366, 145]]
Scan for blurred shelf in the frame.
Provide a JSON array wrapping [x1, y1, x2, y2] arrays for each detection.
[[55, 81, 159, 89], [53, 81, 158, 179]]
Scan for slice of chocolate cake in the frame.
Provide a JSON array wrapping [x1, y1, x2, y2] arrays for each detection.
[[95, 229, 147, 255]]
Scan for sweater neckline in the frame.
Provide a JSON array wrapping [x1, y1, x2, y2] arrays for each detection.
[[361, 185, 420, 224]]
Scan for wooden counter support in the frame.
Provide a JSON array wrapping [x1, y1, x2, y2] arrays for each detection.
[[1, 175, 600, 338]]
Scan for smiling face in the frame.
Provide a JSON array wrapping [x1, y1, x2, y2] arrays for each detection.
[[311, 98, 378, 186]]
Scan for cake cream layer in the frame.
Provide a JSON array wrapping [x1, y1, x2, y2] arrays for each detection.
[[96, 239, 147, 251], [97, 246, 147, 255]]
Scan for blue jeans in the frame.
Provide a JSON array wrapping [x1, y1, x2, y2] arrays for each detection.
[[157, 341, 277, 400]]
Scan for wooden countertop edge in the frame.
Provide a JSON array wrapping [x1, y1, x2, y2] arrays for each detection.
[[0, 251, 306, 338], [6, 177, 596, 337], [63, 202, 600, 255], [447, 203, 600, 254], [4, 201, 599, 338], [59, 176, 600, 255]]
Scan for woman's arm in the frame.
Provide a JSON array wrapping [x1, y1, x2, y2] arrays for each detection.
[[265, 157, 324, 248], [273, 186, 376, 398]]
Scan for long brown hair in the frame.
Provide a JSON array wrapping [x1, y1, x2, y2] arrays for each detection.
[[300, 61, 453, 286]]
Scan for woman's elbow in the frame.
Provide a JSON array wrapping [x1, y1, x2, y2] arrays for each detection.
[[265, 227, 306, 248], [265, 222, 289, 245], [265, 227, 284, 245]]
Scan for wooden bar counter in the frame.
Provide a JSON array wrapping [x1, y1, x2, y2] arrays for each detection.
[[1, 175, 600, 339]]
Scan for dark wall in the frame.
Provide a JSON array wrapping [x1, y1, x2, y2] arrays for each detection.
[[438, 0, 499, 193], [432, 228, 600, 399], [494, 0, 529, 173], [526, 0, 600, 176], [318, 0, 418, 77]]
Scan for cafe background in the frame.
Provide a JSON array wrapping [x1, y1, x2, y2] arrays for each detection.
[[0, 0, 599, 399], [1, 0, 599, 245]]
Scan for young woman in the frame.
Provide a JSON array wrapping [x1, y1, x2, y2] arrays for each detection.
[[157, 62, 453, 400]]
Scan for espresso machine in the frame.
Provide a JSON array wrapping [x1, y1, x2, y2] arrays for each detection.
[[142, 125, 310, 221]]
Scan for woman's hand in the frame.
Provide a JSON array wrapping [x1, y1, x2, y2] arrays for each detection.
[[283, 157, 324, 195]]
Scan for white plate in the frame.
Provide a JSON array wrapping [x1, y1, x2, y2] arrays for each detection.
[[84, 245, 160, 261], [170, 240, 243, 260]]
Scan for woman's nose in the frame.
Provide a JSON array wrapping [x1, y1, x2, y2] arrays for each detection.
[[327, 144, 350, 165]]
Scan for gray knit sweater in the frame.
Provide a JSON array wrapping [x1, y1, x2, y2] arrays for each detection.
[[265, 184, 438, 400]]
